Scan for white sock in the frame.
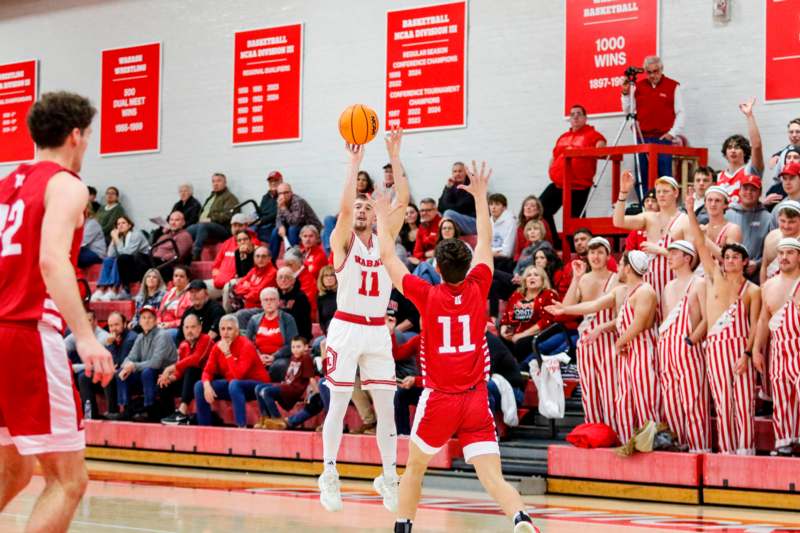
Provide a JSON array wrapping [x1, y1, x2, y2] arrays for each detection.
[[322, 390, 353, 475], [370, 388, 398, 480]]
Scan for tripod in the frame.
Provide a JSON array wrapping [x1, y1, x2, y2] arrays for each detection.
[[579, 87, 646, 219]]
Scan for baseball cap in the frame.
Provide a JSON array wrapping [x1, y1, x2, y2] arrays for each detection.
[[187, 280, 207, 291], [267, 170, 283, 181], [668, 240, 697, 258], [780, 162, 800, 178], [740, 175, 762, 190], [655, 176, 679, 190], [139, 305, 158, 317], [231, 213, 249, 225], [627, 250, 649, 275]]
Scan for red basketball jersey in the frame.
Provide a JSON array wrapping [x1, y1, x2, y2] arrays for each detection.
[[0, 161, 83, 331], [402, 263, 492, 393]]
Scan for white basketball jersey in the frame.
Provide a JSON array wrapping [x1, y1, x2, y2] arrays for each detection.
[[335, 232, 392, 317]]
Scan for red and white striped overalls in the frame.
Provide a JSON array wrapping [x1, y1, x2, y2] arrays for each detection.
[[657, 278, 710, 452], [768, 278, 800, 449], [705, 280, 755, 454], [615, 283, 661, 443], [576, 274, 618, 431], [644, 214, 680, 315]]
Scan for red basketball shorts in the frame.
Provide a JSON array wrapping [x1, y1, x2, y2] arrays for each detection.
[[410, 382, 499, 463], [0, 321, 84, 455]]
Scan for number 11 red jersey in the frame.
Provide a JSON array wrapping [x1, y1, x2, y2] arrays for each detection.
[[402, 263, 492, 393], [0, 162, 83, 331]]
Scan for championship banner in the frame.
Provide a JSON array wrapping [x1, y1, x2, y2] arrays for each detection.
[[765, 0, 800, 102], [233, 23, 303, 145], [385, 1, 467, 132], [100, 42, 161, 156], [0, 59, 37, 164], [564, 0, 659, 117]]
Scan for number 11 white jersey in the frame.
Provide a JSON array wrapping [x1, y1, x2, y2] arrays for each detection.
[[334, 232, 392, 317]]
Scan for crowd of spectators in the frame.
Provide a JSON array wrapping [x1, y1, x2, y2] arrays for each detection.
[[72, 56, 800, 447]]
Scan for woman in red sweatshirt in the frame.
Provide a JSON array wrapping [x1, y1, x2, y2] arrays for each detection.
[[193, 314, 270, 427]]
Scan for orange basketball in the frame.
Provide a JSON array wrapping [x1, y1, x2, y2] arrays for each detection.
[[338, 104, 380, 145]]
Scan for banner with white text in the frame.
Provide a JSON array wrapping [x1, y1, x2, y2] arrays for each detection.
[[100, 42, 161, 156], [0, 59, 37, 164], [765, 0, 800, 102], [564, 0, 659, 117], [233, 23, 303, 144], [386, 1, 467, 131]]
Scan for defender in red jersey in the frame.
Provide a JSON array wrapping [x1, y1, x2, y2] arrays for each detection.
[[375, 162, 537, 533], [0, 92, 114, 533]]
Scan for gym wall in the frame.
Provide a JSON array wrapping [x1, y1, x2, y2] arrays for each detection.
[[0, 0, 794, 226]]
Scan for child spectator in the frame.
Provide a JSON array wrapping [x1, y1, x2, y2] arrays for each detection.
[[254, 336, 316, 429]]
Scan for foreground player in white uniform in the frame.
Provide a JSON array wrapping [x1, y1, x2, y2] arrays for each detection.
[[319, 130, 409, 512]]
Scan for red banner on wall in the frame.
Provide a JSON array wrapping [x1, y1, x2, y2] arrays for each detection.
[[233, 23, 303, 145], [385, 1, 467, 132], [564, 0, 659, 117], [0, 59, 37, 164], [100, 42, 161, 156], [765, 0, 800, 102]]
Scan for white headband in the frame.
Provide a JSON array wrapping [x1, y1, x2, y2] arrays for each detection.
[[778, 200, 800, 216]]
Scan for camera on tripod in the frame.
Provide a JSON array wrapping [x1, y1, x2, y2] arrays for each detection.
[[624, 66, 644, 81]]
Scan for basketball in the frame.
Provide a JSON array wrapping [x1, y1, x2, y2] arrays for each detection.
[[338, 104, 379, 145]]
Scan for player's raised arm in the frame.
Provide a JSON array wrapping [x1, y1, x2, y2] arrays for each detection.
[[612, 170, 647, 231], [330, 144, 365, 267], [685, 188, 718, 280], [41, 173, 114, 385], [374, 191, 410, 294], [461, 160, 493, 272], [385, 126, 409, 237], [546, 289, 617, 317]]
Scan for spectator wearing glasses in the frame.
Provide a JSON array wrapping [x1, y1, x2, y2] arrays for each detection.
[[540, 104, 607, 247], [411, 198, 441, 265], [270, 182, 322, 262], [621, 56, 685, 190]]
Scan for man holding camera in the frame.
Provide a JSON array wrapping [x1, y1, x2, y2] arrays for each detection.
[[621, 56, 685, 194]]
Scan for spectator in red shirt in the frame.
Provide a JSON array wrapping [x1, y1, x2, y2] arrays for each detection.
[[254, 336, 316, 429], [300, 224, 329, 316], [245, 287, 299, 382], [513, 195, 552, 261], [157, 314, 213, 425], [540, 104, 607, 247], [499, 266, 571, 363], [411, 198, 442, 264], [207, 214, 260, 294], [226, 246, 277, 312], [193, 315, 270, 427], [157, 265, 193, 342]]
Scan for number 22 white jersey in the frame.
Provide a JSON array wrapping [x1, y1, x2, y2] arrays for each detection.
[[334, 232, 393, 317]]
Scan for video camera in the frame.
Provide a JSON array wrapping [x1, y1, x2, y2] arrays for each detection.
[[623, 66, 644, 81]]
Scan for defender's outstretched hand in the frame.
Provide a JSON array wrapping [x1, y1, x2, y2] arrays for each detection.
[[385, 126, 402, 159], [459, 160, 492, 198], [371, 190, 403, 221]]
